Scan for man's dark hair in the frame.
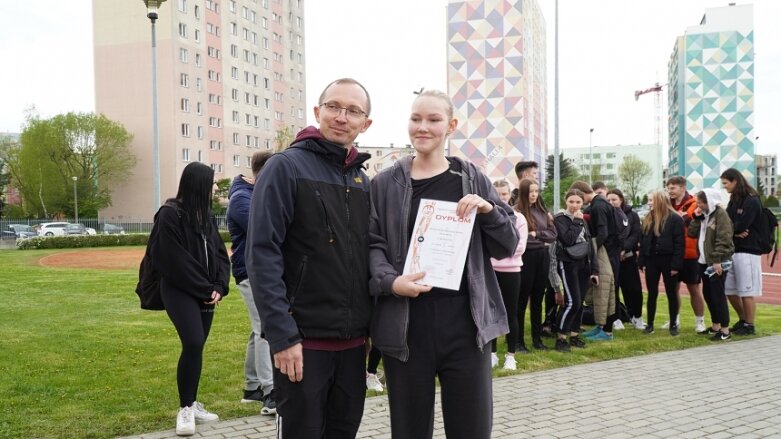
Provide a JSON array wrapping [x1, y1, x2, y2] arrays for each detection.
[[251, 151, 273, 177], [514, 161, 538, 179], [318, 78, 372, 116], [569, 180, 594, 194], [591, 181, 607, 191], [666, 176, 686, 187]]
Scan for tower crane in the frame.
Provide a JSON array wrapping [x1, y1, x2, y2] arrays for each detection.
[[634, 82, 665, 147]]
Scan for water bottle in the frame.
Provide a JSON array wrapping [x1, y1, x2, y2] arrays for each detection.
[[704, 261, 732, 277]]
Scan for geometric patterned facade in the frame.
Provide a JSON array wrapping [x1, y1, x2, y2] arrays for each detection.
[[667, 4, 755, 190], [446, 0, 547, 182]]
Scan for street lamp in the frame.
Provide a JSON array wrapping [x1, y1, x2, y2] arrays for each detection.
[[142, 0, 166, 214], [589, 128, 595, 184], [72, 176, 79, 223]]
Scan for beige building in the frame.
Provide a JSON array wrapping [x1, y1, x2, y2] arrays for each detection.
[[756, 154, 777, 197], [94, 0, 306, 220], [361, 145, 416, 178]]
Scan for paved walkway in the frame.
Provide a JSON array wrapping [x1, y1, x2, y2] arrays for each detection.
[[123, 335, 781, 438]]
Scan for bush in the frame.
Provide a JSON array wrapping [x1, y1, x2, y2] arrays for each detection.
[[16, 234, 150, 250]]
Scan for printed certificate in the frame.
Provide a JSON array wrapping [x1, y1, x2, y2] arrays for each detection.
[[402, 199, 476, 290]]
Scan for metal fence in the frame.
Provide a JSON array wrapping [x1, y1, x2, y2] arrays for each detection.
[[0, 215, 229, 235]]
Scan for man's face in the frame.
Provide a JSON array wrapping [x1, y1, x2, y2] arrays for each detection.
[[314, 82, 373, 148], [594, 187, 607, 197], [667, 183, 685, 201], [522, 167, 538, 182]]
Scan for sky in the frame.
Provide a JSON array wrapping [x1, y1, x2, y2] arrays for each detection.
[[1, 0, 778, 157]]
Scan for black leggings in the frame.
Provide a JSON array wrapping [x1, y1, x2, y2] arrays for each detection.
[[556, 260, 588, 334], [644, 256, 680, 327], [520, 247, 549, 344], [492, 271, 521, 353], [619, 256, 644, 319], [700, 264, 730, 327], [161, 285, 214, 407], [367, 344, 382, 374]]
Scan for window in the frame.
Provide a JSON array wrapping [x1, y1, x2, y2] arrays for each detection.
[[254, 136, 260, 147], [246, 113, 252, 125], [233, 132, 240, 145], [197, 126, 204, 139], [194, 29, 200, 42], [229, 0, 236, 13], [264, 98, 270, 109], [198, 150, 203, 162], [209, 117, 221, 128], [263, 58, 269, 69], [246, 156, 251, 167], [182, 148, 190, 161], [275, 111, 282, 120], [196, 77, 203, 91], [264, 118, 270, 129], [230, 44, 238, 58], [178, 23, 187, 38], [208, 70, 220, 82], [297, 108, 304, 119], [245, 135, 252, 146], [230, 22, 237, 35], [231, 66, 239, 80], [178, 0, 187, 12], [232, 111, 239, 123], [245, 92, 251, 104], [296, 16, 302, 28], [254, 115, 260, 127], [196, 102, 203, 115], [265, 139, 271, 149], [181, 123, 190, 137], [244, 49, 250, 62], [231, 88, 239, 101], [233, 155, 240, 166], [207, 46, 220, 59], [181, 98, 190, 112], [195, 53, 201, 66], [179, 48, 188, 63], [180, 73, 189, 87], [262, 17, 268, 29], [253, 94, 259, 106], [194, 4, 200, 18], [210, 140, 222, 150], [262, 37, 269, 49]]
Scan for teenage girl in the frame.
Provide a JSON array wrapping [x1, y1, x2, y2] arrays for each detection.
[[607, 188, 645, 329]]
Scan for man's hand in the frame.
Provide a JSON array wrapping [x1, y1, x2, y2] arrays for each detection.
[[554, 292, 564, 306], [274, 343, 304, 382], [392, 272, 433, 298]]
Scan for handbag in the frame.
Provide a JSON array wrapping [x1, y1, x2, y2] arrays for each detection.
[[564, 240, 590, 260]]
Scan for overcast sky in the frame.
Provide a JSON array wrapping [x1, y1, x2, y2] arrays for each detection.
[[1, 0, 778, 156]]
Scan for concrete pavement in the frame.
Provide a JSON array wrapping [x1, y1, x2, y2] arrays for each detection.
[[122, 335, 781, 438]]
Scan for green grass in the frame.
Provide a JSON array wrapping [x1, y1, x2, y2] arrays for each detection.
[[1, 247, 779, 438]]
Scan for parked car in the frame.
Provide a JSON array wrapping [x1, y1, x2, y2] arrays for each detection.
[[102, 223, 126, 235], [64, 223, 90, 235], [36, 222, 70, 237], [1, 224, 37, 240]]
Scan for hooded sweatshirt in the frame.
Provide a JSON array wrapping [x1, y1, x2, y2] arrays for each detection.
[[691, 188, 734, 266], [227, 174, 255, 283]]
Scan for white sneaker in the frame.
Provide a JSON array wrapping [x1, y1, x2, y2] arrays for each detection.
[[695, 322, 707, 333], [612, 320, 625, 330], [503, 354, 517, 371], [491, 352, 499, 368], [191, 401, 219, 423], [633, 316, 646, 330], [661, 316, 680, 329], [366, 373, 384, 392], [176, 406, 196, 436]]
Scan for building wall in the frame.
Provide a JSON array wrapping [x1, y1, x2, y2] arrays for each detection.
[[756, 154, 777, 197], [446, 0, 547, 183], [561, 144, 665, 197], [93, 0, 306, 221], [361, 146, 416, 178], [667, 3, 754, 191]]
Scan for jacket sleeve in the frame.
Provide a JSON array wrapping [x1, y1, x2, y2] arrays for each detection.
[[245, 154, 302, 354], [228, 190, 251, 235], [535, 211, 558, 243], [713, 208, 735, 262], [688, 213, 703, 239], [670, 215, 685, 271], [210, 216, 230, 297], [592, 202, 610, 249], [368, 175, 401, 296], [733, 196, 760, 234], [516, 213, 528, 258], [547, 243, 562, 292], [474, 172, 519, 260], [553, 214, 585, 247], [151, 207, 213, 300], [624, 211, 642, 253], [637, 232, 647, 268]]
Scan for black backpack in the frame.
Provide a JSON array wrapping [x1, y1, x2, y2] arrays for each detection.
[[135, 201, 180, 310], [757, 206, 779, 266]]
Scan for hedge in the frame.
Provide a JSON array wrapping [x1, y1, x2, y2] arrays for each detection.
[[16, 231, 232, 250]]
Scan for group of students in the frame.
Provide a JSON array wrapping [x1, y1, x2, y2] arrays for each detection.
[[485, 165, 765, 366]]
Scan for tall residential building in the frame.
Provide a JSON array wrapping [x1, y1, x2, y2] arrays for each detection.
[[93, 0, 306, 220], [667, 3, 754, 191], [446, 0, 547, 183], [756, 154, 777, 197]]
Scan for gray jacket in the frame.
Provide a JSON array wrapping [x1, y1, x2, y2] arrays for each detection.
[[368, 155, 519, 361]]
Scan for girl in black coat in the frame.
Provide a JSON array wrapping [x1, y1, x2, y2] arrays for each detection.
[[607, 189, 645, 329], [638, 191, 684, 336], [151, 162, 230, 436]]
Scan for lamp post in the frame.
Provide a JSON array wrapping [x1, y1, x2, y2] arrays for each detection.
[[589, 128, 594, 184], [72, 176, 79, 223], [143, 0, 166, 214], [553, 0, 560, 212]]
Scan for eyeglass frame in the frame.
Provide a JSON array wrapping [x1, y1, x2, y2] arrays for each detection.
[[319, 102, 369, 119]]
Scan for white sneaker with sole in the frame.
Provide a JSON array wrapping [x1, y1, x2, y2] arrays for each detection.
[[176, 406, 196, 436], [633, 316, 646, 330], [695, 322, 707, 333], [661, 316, 680, 330], [192, 401, 219, 423], [491, 352, 499, 368], [503, 354, 517, 371], [366, 373, 384, 392], [612, 320, 625, 330]]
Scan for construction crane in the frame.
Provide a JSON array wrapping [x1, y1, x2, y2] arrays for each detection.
[[634, 82, 665, 147]]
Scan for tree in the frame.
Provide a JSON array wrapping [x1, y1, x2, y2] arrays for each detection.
[[618, 154, 652, 204], [765, 195, 779, 208], [7, 112, 136, 218], [212, 178, 231, 215], [543, 153, 578, 186], [274, 125, 294, 152]]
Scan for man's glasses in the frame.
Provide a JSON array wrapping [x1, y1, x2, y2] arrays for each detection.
[[320, 102, 368, 120]]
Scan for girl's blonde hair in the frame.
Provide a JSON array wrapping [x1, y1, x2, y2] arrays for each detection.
[[642, 190, 677, 236], [415, 89, 454, 119]]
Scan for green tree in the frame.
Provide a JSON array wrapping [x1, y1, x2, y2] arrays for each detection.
[[7, 112, 136, 218], [274, 125, 294, 152], [618, 154, 652, 204], [765, 195, 779, 208], [212, 177, 231, 215], [543, 153, 578, 186]]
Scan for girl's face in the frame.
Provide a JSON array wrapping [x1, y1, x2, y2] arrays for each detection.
[[528, 183, 539, 204], [696, 198, 708, 213], [721, 178, 736, 194], [408, 96, 456, 155], [607, 193, 621, 208], [566, 195, 583, 213], [494, 185, 511, 204], [647, 197, 654, 209]]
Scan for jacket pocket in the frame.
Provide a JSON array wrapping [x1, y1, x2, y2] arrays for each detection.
[[288, 255, 308, 310], [314, 189, 336, 243]]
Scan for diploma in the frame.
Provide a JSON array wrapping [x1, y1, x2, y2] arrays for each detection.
[[402, 198, 476, 290]]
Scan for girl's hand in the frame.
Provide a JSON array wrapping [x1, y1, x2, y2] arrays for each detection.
[[714, 263, 722, 276], [573, 210, 584, 219], [456, 194, 493, 218], [590, 275, 599, 286], [392, 272, 433, 298], [555, 292, 564, 306], [204, 290, 222, 305]]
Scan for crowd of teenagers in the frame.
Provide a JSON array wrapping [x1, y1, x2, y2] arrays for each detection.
[[145, 77, 767, 439]]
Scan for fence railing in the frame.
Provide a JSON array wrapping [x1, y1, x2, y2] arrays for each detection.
[[0, 216, 229, 235]]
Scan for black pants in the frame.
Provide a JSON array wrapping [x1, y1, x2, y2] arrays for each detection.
[[383, 293, 492, 439], [492, 271, 521, 353], [644, 256, 680, 327], [161, 285, 214, 408], [619, 256, 644, 319], [556, 259, 588, 334], [274, 345, 366, 439], [520, 247, 550, 344], [367, 344, 382, 374], [700, 264, 730, 327]]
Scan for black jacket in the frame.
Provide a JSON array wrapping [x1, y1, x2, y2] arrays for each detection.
[[151, 200, 230, 302], [553, 212, 598, 275], [227, 174, 254, 284], [586, 195, 613, 251], [726, 195, 763, 255], [245, 127, 372, 354], [638, 213, 685, 271], [622, 205, 642, 257]]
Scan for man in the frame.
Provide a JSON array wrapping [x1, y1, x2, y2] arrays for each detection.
[[592, 181, 625, 333], [667, 176, 706, 332], [227, 151, 276, 414], [571, 180, 615, 341], [509, 160, 539, 205], [246, 78, 373, 438]]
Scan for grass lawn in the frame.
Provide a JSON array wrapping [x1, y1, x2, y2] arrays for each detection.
[[1, 247, 780, 438]]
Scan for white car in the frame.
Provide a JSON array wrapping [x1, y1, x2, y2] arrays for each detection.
[[36, 222, 70, 237]]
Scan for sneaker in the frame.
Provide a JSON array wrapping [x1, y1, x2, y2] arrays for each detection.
[[582, 326, 602, 337], [632, 316, 647, 330], [612, 320, 625, 330], [643, 325, 655, 335], [490, 352, 499, 368], [585, 329, 613, 341], [730, 319, 746, 332], [569, 336, 586, 348], [241, 387, 263, 403], [698, 327, 719, 335], [366, 373, 384, 392], [661, 316, 680, 330], [532, 340, 548, 350], [694, 322, 707, 334], [733, 324, 756, 336], [503, 354, 517, 370], [669, 324, 679, 336], [541, 325, 555, 338], [261, 390, 277, 415], [711, 331, 731, 341], [192, 401, 219, 423], [176, 406, 196, 436], [555, 338, 571, 352], [516, 343, 530, 354]]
